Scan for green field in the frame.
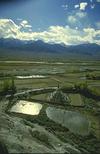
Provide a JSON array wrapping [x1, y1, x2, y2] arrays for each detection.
[[0, 60, 100, 93], [69, 94, 84, 106]]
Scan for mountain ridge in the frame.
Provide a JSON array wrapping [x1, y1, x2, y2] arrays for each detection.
[[0, 38, 100, 59]]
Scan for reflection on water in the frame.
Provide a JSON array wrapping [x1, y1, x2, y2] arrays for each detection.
[[46, 107, 90, 136], [17, 75, 47, 79], [10, 100, 42, 115]]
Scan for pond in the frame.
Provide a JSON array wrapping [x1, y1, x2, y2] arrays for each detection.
[[46, 107, 90, 136], [10, 100, 43, 115]]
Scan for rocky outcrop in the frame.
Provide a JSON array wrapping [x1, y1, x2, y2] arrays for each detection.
[[49, 89, 70, 104], [0, 111, 82, 153]]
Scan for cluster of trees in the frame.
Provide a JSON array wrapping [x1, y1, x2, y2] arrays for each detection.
[[2, 76, 16, 95], [62, 82, 88, 94], [74, 82, 100, 100], [74, 82, 88, 91], [86, 73, 100, 80]]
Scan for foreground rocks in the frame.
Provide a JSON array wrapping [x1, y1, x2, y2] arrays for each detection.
[[0, 111, 82, 153], [0, 97, 100, 154]]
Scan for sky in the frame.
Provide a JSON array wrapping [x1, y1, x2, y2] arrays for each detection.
[[0, 0, 100, 45]]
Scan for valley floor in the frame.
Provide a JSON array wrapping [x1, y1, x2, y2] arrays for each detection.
[[0, 60, 100, 153]]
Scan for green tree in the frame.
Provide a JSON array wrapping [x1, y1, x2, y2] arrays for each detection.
[[3, 79, 10, 93], [2, 76, 16, 95], [10, 76, 16, 94]]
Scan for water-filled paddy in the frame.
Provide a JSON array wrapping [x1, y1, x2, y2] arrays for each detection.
[[46, 107, 90, 136], [16, 75, 47, 79], [10, 100, 43, 115]]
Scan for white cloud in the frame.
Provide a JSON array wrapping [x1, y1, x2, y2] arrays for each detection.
[[90, 4, 95, 9], [0, 19, 20, 39], [21, 20, 28, 25], [97, 0, 100, 2], [74, 5, 79, 9], [68, 16, 77, 24], [20, 20, 32, 28], [76, 2, 94, 10], [0, 19, 100, 45], [61, 4, 68, 10], [76, 12, 87, 18], [67, 11, 87, 25], [80, 2, 88, 10]]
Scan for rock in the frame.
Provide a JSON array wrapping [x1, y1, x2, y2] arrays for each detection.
[[48, 88, 70, 104], [0, 111, 82, 153]]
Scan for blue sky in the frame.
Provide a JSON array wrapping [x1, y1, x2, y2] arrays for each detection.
[[0, 0, 100, 31], [0, 0, 100, 45]]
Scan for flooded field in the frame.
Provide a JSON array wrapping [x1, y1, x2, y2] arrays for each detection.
[[10, 100, 42, 115], [46, 107, 90, 136], [8, 94, 99, 139], [16, 75, 47, 79]]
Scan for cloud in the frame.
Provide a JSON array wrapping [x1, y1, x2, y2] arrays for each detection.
[[0, 19, 20, 39], [74, 5, 79, 9], [68, 16, 77, 24], [20, 20, 32, 28], [61, 4, 68, 10], [76, 12, 87, 18], [75, 2, 94, 10], [90, 4, 95, 9], [0, 19, 100, 45], [97, 0, 100, 2], [67, 11, 87, 26], [80, 2, 88, 10]]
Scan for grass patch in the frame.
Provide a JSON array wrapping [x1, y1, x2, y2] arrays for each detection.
[[69, 94, 84, 106]]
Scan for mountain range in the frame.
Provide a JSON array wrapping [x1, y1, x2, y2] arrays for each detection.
[[0, 38, 100, 60]]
